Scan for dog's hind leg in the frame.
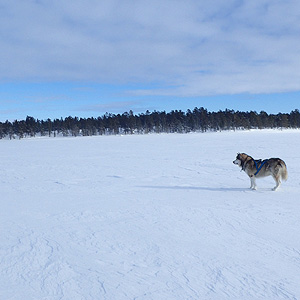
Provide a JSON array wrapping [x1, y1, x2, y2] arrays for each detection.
[[250, 176, 257, 190], [272, 175, 281, 191], [272, 166, 282, 191]]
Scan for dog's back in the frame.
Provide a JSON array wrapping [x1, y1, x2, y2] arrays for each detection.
[[251, 157, 288, 180]]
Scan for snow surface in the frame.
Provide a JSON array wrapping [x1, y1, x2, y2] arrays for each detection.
[[0, 130, 299, 300]]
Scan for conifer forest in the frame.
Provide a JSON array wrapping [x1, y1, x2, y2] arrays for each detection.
[[1, 107, 300, 139]]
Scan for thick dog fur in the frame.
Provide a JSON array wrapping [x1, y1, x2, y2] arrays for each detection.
[[233, 153, 288, 191]]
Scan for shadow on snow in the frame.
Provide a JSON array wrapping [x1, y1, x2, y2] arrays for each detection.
[[138, 185, 249, 192]]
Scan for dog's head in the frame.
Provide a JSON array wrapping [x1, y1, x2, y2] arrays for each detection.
[[233, 153, 248, 167]]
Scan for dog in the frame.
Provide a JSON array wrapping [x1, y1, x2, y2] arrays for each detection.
[[233, 153, 288, 191]]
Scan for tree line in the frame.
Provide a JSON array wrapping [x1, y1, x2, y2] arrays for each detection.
[[1, 107, 300, 139]]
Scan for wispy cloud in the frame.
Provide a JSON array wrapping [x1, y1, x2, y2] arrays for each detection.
[[1, 0, 299, 96]]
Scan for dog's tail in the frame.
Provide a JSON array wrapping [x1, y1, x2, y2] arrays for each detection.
[[279, 161, 288, 181]]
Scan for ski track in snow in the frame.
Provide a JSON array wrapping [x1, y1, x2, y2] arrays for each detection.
[[0, 130, 300, 300]]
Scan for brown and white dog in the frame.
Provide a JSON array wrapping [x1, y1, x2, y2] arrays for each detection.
[[233, 153, 288, 191]]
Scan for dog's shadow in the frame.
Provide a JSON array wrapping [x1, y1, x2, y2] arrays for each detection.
[[139, 185, 248, 192]]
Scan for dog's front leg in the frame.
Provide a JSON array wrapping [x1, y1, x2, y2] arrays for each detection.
[[250, 175, 257, 190]]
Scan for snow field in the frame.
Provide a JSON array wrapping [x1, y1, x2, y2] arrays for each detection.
[[0, 130, 299, 300]]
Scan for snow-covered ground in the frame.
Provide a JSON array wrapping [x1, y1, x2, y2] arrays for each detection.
[[0, 130, 299, 300]]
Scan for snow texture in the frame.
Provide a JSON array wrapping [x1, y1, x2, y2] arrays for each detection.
[[0, 130, 299, 300]]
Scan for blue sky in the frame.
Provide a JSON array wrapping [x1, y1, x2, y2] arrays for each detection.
[[1, 0, 300, 121]]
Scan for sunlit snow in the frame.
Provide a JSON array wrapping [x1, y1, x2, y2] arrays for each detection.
[[1, 130, 299, 300]]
